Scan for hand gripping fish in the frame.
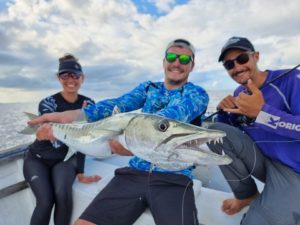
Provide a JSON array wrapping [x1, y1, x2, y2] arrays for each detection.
[[21, 112, 232, 170]]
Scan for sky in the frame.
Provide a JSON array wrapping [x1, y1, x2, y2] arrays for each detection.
[[0, 0, 299, 103]]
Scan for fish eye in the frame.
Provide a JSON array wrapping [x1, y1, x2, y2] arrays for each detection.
[[156, 119, 169, 132]]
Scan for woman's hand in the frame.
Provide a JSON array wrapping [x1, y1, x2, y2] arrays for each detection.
[[36, 124, 55, 141], [77, 173, 101, 183]]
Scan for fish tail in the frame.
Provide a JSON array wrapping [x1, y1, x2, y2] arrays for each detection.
[[18, 112, 39, 135]]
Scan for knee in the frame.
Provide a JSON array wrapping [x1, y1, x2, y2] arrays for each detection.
[[55, 188, 72, 206], [208, 122, 230, 132], [74, 219, 95, 225], [37, 199, 54, 214]]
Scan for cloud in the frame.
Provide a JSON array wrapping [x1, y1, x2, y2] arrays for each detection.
[[0, 0, 300, 103]]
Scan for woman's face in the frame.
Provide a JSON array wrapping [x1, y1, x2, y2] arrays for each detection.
[[57, 72, 84, 94]]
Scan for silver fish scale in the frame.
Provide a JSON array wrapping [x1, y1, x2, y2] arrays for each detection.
[[25, 112, 231, 170]]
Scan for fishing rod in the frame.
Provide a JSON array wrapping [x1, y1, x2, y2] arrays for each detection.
[[204, 63, 300, 122]]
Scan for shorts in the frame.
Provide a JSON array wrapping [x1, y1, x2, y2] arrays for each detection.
[[79, 167, 199, 225]]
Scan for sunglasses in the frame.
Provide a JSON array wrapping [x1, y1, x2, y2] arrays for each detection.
[[58, 72, 82, 80], [223, 52, 254, 70], [165, 52, 193, 65]]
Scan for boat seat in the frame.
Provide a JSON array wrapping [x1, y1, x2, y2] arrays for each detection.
[[71, 156, 246, 225]]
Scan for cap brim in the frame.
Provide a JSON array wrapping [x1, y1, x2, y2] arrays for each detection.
[[58, 69, 82, 74], [218, 46, 253, 62]]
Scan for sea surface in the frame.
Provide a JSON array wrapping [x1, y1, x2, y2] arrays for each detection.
[[0, 90, 231, 153]]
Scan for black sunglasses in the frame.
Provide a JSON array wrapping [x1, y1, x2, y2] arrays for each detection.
[[223, 52, 254, 70], [58, 72, 82, 80]]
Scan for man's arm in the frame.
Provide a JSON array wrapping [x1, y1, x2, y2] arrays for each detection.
[[225, 79, 300, 139], [83, 81, 151, 122], [28, 109, 84, 125]]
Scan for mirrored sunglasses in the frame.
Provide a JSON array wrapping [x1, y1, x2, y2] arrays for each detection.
[[223, 52, 254, 70], [58, 72, 82, 80], [165, 52, 193, 65]]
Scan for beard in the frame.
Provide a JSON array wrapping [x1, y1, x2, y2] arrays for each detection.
[[168, 78, 184, 85]]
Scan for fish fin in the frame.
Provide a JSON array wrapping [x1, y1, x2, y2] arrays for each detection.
[[63, 148, 76, 161], [112, 106, 120, 115], [24, 112, 39, 120], [18, 112, 39, 135]]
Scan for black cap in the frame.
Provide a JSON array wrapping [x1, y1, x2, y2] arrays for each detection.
[[166, 39, 195, 58], [218, 36, 255, 62], [58, 60, 82, 74]]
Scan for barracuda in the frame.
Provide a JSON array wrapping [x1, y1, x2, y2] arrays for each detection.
[[21, 112, 232, 170]]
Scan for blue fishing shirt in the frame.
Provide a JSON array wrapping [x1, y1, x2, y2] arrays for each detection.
[[217, 69, 300, 173], [83, 81, 209, 178]]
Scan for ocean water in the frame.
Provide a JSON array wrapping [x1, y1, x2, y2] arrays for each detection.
[[0, 90, 231, 152], [0, 102, 37, 152]]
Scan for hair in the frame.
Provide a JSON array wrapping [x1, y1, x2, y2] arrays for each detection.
[[59, 53, 78, 63]]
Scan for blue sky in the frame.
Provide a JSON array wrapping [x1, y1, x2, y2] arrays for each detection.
[[0, 0, 7, 10], [132, 0, 189, 16], [0, 0, 299, 103]]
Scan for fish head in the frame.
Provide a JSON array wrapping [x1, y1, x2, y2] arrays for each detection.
[[124, 113, 230, 168]]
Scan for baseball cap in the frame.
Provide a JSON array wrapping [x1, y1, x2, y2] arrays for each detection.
[[58, 60, 83, 74], [166, 39, 195, 58], [218, 36, 255, 62]]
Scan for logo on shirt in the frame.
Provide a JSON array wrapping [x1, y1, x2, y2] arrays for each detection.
[[267, 116, 280, 128], [256, 111, 300, 131]]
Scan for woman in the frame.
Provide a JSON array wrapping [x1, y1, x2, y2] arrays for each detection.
[[23, 54, 101, 225]]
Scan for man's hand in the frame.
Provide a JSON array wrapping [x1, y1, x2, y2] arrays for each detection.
[[224, 79, 265, 118], [108, 140, 133, 156], [217, 95, 237, 110], [77, 173, 101, 184]]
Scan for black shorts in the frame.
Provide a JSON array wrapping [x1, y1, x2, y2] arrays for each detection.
[[79, 167, 199, 225]]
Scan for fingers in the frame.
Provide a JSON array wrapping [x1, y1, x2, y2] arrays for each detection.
[[223, 108, 242, 114], [246, 79, 259, 94], [36, 124, 55, 141], [217, 95, 237, 110]]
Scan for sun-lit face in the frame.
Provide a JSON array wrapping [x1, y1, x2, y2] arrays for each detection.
[[163, 46, 194, 88], [223, 49, 259, 85], [58, 72, 84, 94]]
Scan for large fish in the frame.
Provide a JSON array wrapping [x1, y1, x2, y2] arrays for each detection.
[[21, 112, 232, 170]]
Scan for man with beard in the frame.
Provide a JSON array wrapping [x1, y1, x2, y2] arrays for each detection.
[[28, 39, 209, 225], [207, 36, 300, 225]]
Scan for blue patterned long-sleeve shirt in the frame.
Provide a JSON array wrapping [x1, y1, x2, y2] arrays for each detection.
[[83, 81, 209, 178]]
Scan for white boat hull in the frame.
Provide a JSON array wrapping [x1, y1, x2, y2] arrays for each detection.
[[0, 145, 264, 225]]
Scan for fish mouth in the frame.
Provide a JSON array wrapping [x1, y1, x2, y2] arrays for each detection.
[[156, 132, 225, 150], [177, 135, 224, 149], [154, 131, 230, 164]]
